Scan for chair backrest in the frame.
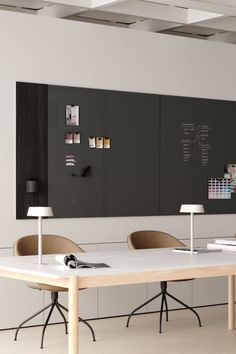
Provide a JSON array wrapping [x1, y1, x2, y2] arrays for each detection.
[[127, 230, 185, 249], [13, 234, 83, 256]]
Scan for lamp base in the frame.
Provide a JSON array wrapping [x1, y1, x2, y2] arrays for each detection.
[[172, 247, 222, 254], [172, 247, 197, 254]]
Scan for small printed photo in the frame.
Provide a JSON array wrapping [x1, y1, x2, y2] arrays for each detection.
[[65, 132, 73, 144], [225, 164, 236, 193], [231, 178, 236, 193], [73, 132, 80, 144], [89, 137, 96, 148], [226, 164, 236, 178], [96, 137, 103, 149], [103, 137, 111, 149], [66, 105, 79, 126]]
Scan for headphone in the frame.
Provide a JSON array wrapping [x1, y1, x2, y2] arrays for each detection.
[[63, 254, 79, 269]]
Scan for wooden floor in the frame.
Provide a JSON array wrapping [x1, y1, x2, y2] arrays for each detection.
[[1, 305, 236, 354]]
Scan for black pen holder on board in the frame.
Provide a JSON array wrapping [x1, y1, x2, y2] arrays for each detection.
[[26, 179, 39, 193]]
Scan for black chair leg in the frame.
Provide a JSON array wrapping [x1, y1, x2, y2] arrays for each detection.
[[164, 294, 168, 322], [159, 293, 166, 334], [59, 303, 96, 342], [79, 317, 96, 342], [126, 280, 201, 334], [126, 291, 163, 328], [166, 292, 202, 327], [14, 302, 53, 341], [14, 291, 95, 349], [55, 303, 68, 334], [40, 304, 55, 349]]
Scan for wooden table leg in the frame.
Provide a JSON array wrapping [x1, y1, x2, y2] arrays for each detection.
[[68, 276, 79, 354], [228, 275, 235, 330]]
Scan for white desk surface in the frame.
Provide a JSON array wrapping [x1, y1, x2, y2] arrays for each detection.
[[1, 248, 236, 354], [0, 248, 236, 280]]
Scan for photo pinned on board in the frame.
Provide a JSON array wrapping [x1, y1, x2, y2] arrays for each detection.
[[103, 137, 111, 149], [225, 164, 236, 192], [89, 137, 96, 148], [96, 137, 103, 149], [73, 132, 80, 144], [65, 132, 73, 144], [66, 105, 79, 126]]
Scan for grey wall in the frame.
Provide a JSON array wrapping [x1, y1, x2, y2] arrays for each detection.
[[1, 10, 236, 246]]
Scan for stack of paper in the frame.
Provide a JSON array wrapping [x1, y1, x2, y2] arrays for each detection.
[[207, 238, 236, 251]]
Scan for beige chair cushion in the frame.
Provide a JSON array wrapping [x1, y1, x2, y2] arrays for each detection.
[[127, 230, 185, 249], [127, 230, 192, 282]]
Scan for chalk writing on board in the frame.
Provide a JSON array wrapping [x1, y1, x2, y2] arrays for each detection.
[[181, 123, 210, 167]]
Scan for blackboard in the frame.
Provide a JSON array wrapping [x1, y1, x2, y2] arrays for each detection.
[[160, 95, 236, 214], [16, 82, 159, 218], [47, 85, 159, 218], [16, 83, 236, 219]]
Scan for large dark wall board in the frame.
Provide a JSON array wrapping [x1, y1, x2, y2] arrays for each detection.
[[16, 82, 236, 219], [160, 95, 236, 215], [48, 86, 160, 217]]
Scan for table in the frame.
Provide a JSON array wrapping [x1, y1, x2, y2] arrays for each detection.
[[0, 248, 236, 354]]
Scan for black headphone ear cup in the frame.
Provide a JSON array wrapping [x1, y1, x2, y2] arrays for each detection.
[[64, 254, 77, 266], [67, 260, 77, 269], [69, 254, 78, 262]]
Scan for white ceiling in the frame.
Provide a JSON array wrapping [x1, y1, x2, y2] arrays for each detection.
[[1, 0, 236, 43]]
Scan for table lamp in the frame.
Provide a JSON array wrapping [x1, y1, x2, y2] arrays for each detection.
[[27, 206, 53, 265], [180, 204, 204, 255]]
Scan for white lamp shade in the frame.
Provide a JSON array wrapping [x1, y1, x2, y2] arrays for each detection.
[[27, 206, 53, 217], [180, 204, 204, 213]]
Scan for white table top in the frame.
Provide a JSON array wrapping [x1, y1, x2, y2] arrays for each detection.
[[0, 248, 236, 280]]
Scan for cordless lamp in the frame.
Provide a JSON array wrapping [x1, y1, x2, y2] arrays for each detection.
[[180, 204, 204, 255], [27, 207, 53, 265]]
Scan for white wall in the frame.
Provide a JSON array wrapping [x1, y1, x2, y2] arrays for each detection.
[[0, 10, 236, 248], [0, 10, 236, 329]]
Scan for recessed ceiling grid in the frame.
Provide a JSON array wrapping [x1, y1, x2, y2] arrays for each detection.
[[0, 0, 236, 43]]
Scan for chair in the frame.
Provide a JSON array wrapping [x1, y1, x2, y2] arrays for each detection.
[[13, 234, 96, 348], [126, 230, 201, 333]]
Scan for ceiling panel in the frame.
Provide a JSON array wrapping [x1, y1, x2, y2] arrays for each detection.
[[193, 16, 236, 33], [195, 0, 236, 7], [76, 9, 144, 24], [167, 24, 222, 36], [0, 0, 52, 10], [0, 0, 236, 44]]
